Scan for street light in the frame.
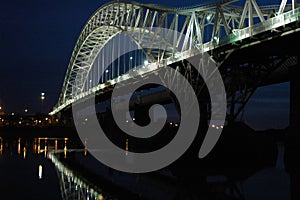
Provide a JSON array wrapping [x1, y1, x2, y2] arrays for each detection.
[[89, 79, 92, 88], [41, 93, 45, 113], [129, 56, 133, 69], [105, 69, 109, 81]]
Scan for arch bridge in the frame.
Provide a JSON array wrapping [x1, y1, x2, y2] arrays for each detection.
[[50, 0, 300, 122]]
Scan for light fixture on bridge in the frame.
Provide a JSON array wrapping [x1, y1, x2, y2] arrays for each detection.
[[213, 36, 219, 43], [105, 69, 109, 73], [206, 14, 212, 21], [130, 56, 133, 60], [144, 60, 149, 65]]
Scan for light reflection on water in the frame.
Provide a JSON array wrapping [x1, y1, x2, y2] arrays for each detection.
[[0, 136, 87, 159], [0, 136, 107, 200]]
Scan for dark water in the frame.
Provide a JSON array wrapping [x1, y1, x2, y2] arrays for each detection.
[[0, 133, 297, 200], [0, 137, 71, 200], [66, 143, 291, 200]]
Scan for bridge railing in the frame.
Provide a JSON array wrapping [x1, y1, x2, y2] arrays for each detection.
[[220, 8, 300, 46], [50, 63, 159, 115]]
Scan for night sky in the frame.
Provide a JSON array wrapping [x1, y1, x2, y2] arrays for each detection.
[[0, 0, 290, 130]]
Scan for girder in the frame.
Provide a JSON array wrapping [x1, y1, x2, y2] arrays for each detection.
[[51, 0, 300, 116]]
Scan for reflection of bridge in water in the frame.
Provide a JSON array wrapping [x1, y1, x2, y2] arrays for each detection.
[[0, 136, 109, 200], [47, 0, 300, 199]]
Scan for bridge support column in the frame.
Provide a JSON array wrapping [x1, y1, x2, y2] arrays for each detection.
[[285, 59, 300, 200]]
